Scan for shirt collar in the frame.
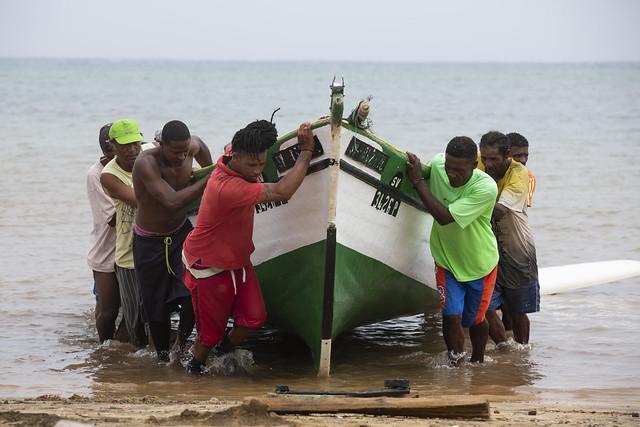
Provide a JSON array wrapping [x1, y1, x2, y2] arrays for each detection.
[[216, 155, 243, 178]]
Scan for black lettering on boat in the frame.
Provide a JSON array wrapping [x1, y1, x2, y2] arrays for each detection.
[[345, 137, 389, 174], [370, 189, 400, 217], [272, 136, 324, 174], [255, 199, 288, 214]]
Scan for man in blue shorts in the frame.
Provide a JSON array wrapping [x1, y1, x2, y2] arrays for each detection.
[[479, 131, 540, 345], [407, 136, 498, 365]]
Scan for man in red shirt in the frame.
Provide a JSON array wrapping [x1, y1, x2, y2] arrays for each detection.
[[182, 120, 315, 374]]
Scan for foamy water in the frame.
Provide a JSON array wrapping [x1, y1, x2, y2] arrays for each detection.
[[0, 59, 639, 403]]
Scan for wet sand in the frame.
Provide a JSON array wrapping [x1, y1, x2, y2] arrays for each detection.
[[1, 394, 639, 426]]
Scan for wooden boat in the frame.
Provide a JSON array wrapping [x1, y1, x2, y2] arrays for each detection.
[[192, 80, 438, 375], [190, 81, 640, 375]]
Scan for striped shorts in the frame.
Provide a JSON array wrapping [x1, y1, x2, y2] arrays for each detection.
[[114, 266, 148, 347]]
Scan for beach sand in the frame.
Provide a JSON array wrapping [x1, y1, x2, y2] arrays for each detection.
[[1, 394, 638, 426]]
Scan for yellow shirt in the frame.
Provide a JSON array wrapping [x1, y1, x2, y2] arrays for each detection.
[[479, 159, 538, 288], [101, 159, 136, 269], [527, 171, 536, 207], [478, 155, 536, 207]]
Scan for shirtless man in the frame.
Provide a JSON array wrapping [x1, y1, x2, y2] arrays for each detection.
[[132, 120, 212, 363]]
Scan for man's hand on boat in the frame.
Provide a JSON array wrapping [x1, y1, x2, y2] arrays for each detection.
[[297, 122, 315, 152], [405, 152, 423, 185], [257, 122, 314, 204]]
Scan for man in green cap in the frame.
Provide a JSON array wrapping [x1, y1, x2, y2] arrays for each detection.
[[100, 119, 148, 348]]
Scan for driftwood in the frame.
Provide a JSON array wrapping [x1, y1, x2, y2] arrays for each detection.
[[243, 395, 490, 419]]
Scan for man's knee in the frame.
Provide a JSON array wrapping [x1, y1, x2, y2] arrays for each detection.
[[469, 318, 488, 331], [510, 311, 529, 323], [97, 304, 119, 321], [442, 314, 462, 328], [236, 306, 267, 330], [485, 309, 498, 319]]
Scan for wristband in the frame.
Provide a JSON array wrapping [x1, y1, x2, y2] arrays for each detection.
[[300, 149, 315, 153], [412, 177, 425, 186]]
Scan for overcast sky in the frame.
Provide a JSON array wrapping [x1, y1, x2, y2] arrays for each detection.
[[1, 0, 638, 62]]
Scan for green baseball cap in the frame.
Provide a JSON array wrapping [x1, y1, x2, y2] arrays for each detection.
[[109, 119, 144, 145]]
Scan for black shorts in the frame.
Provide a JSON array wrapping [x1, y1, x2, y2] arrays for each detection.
[[133, 221, 192, 323]]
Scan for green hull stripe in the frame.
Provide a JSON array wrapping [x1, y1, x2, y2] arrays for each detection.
[[255, 241, 438, 366]]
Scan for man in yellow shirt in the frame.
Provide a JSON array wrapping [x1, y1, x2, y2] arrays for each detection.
[[507, 132, 536, 208], [479, 132, 540, 345]]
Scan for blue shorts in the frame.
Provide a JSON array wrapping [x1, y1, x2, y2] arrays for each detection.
[[436, 265, 497, 328], [489, 281, 540, 314]]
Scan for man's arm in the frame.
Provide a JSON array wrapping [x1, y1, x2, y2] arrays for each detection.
[[493, 165, 528, 222], [406, 152, 455, 226], [192, 135, 213, 168], [101, 173, 137, 208], [133, 155, 210, 211], [257, 122, 314, 203], [492, 203, 509, 222]]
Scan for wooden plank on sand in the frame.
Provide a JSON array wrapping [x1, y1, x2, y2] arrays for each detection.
[[244, 396, 490, 419]]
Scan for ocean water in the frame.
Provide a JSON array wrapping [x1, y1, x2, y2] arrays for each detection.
[[0, 59, 639, 402]]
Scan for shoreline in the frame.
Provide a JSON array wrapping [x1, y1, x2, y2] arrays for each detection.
[[1, 393, 638, 426]]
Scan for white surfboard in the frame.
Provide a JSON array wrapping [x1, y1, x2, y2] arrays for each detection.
[[539, 259, 640, 295]]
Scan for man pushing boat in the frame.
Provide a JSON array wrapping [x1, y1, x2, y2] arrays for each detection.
[[132, 120, 213, 363], [182, 120, 315, 375], [406, 137, 498, 365], [479, 131, 540, 346]]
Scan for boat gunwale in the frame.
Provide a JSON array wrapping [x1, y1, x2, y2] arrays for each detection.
[[275, 119, 429, 214]]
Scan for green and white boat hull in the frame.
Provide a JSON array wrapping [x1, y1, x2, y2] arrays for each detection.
[[252, 114, 437, 372], [189, 84, 438, 373]]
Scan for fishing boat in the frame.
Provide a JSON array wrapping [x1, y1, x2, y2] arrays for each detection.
[[190, 80, 640, 376], [192, 79, 439, 375]]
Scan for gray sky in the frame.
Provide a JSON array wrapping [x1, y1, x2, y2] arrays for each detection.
[[1, 0, 638, 62]]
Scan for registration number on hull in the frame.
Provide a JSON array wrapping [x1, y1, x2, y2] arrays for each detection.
[[371, 190, 400, 217]]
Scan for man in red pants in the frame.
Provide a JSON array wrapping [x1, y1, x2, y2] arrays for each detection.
[[182, 120, 315, 374]]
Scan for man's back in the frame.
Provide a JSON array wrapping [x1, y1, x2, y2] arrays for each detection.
[[183, 156, 263, 271], [87, 160, 116, 272]]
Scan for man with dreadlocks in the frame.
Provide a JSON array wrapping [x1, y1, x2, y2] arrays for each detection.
[[182, 120, 315, 374]]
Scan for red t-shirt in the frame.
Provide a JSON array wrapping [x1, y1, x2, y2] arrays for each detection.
[[183, 156, 264, 270]]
